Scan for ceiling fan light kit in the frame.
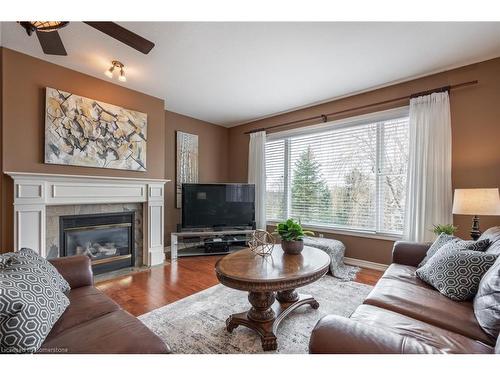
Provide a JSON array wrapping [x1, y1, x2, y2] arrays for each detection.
[[20, 21, 69, 35]]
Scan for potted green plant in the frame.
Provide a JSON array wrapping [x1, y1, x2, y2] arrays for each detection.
[[432, 224, 458, 236], [274, 219, 314, 255]]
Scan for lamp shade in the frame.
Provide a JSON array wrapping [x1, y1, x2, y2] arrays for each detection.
[[452, 188, 500, 215]]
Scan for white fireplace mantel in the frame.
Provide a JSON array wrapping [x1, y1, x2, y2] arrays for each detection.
[[7, 171, 170, 267]]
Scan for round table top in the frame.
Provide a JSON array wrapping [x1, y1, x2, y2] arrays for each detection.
[[215, 245, 330, 292]]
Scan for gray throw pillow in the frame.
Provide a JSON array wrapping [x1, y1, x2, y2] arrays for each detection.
[[16, 248, 70, 293], [416, 244, 497, 301], [465, 238, 491, 252], [473, 257, 500, 339], [479, 226, 500, 256], [0, 256, 70, 353], [418, 233, 490, 267], [0, 253, 14, 269], [419, 233, 457, 266]]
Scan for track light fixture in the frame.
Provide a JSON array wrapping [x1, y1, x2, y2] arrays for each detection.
[[104, 60, 126, 82]]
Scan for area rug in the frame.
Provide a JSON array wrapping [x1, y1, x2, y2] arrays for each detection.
[[139, 275, 372, 354]]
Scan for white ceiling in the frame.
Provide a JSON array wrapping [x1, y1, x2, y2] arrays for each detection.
[[2, 22, 500, 127]]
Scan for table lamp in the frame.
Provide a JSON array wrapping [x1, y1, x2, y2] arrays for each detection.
[[452, 188, 500, 240]]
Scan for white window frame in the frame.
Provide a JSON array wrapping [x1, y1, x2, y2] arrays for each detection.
[[266, 106, 409, 241]]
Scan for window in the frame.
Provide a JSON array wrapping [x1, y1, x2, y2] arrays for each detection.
[[265, 108, 409, 236]]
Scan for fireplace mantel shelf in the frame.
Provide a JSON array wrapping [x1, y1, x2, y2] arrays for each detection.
[[8, 171, 168, 267], [6, 171, 171, 184]]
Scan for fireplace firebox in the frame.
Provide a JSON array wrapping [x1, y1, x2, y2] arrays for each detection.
[[60, 212, 135, 274]]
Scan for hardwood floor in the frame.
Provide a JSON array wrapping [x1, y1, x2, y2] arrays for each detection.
[[354, 267, 384, 286], [96, 255, 383, 316]]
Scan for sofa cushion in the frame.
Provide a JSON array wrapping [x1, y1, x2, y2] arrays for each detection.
[[473, 257, 500, 339], [416, 245, 497, 301], [309, 314, 440, 354], [351, 304, 493, 354], [364, 276, 494, 345], [47, 286, 121, 337], [39, 309, 170, 354], [0, 256, 70, 353], [381, 264, 433, 289]]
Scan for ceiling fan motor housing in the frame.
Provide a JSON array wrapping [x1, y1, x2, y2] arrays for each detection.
[[19, 21, 69, 35]]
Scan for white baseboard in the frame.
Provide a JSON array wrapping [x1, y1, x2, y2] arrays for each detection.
[[163, 246, 389, 272], [344, 257, 389, 271]]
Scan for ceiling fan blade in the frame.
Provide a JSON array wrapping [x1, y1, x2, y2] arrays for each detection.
[[84, 22, 155, 54], [36, 30, 67, 56]]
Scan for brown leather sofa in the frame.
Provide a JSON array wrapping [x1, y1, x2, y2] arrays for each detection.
[[309, 241, 500, 354], [37, 255, 170, 354]]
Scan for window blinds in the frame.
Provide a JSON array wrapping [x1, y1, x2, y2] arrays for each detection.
[[265, 114, 409, 235]]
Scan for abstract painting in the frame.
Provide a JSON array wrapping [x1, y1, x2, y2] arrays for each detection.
[[45, 87, 147, 171], [176, 131, 199, 208]]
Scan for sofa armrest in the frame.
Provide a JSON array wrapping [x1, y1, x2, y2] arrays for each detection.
[[309, 315, 439, 354], [49, 255, 93, 289], [391, 241, 431, 267]]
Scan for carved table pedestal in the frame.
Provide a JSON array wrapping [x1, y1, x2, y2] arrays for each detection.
[[215, 246, 330, 351]]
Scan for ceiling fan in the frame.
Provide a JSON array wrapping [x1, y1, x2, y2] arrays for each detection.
[[18, 21, 155, 56]]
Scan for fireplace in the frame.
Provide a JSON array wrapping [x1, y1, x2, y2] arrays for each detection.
[[60, 212, 135, 274], [9, 172, 167, 267]]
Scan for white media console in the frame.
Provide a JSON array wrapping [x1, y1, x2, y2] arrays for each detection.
[[170, 229, 254, 261]]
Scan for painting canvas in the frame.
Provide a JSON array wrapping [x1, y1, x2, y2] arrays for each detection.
[[176, 131, 199, 208], [45, 87, 147, 171]]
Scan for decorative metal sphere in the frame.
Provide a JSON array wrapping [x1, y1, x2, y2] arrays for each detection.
[[249, 230, 275, 257]]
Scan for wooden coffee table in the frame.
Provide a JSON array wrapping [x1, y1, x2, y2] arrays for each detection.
[[215, 245, 330, 351]]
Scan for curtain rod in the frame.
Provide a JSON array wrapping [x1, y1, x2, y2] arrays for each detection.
[[245, 80, 478, 135]]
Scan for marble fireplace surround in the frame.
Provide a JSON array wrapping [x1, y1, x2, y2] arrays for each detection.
[[7, 172, 170, 267]]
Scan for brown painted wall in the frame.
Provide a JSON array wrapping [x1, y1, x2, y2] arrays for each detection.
[[0, 48, 230, 252], [228, 57, 500, 264], [1, 48, 166, 250], [164, 111, 229, 243]]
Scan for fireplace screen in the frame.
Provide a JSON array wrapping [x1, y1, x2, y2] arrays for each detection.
[[60, 212, 134, 274]]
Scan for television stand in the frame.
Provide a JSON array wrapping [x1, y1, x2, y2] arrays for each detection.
[[170, 229, 254, 261]]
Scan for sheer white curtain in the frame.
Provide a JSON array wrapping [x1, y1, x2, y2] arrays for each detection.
[[248, 131, 267, 230], [404, 92, 453, 242]]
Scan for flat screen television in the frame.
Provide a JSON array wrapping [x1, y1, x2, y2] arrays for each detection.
[[181, 183, 255, 230]]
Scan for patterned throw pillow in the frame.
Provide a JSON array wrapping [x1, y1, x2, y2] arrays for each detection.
[[479, 226, 500, 256], [419, 234, 490, 267], [0, 257, 70, 353], [0, 253, 14, 269], [416, 244, 497, 301], [465, 239, 491, 252], [473, 257, 500, 339], [419, 233, 457, 266], [15, 248, 70, 293]]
